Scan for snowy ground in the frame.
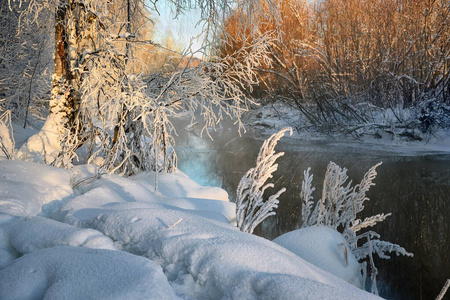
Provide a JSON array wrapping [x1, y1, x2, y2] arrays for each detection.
[[0, 154, 383, 299]]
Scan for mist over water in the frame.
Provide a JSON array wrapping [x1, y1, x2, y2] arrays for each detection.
[[173, 119, 450, 300]]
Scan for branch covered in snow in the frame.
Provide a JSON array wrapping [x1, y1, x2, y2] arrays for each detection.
[[300, 167, 315, 228], [317, 162, 354, 229], [236, 127, 292, 234], [350, 213, 392, 235], [7, 0, 280, 176], [353, 238, 414, 261], [436, 279, 450, 300], [301, 162, 383, 232]]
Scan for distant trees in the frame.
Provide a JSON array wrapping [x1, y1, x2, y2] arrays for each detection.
[[222, 0, 450, 134], [313, 0, 450, 106]]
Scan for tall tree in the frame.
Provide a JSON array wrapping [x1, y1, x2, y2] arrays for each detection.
[[9, 0, 279, 174]]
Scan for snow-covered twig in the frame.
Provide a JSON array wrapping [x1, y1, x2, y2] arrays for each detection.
[[299, 161, 413, 294], [167, 218, 183, 229], [300, 167, 315, 228], [436, 279, 450, 300]]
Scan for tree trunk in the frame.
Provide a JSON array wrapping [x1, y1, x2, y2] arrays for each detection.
[[48, 0, 95, 166], [51, 0, 81, 133]]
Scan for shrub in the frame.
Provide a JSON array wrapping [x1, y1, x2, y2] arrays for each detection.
[[300, 162, 413, 295]]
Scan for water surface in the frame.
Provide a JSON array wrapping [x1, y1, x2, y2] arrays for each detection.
[[173, 121, 450, 300]]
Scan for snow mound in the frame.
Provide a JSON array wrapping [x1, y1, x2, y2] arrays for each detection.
[[58, 201, 379, 300], [65, 166, 235, 224], [0, 246, 178, 300], [0, 160, 72, 218], [7, 216, 117, 255], [0, 160, 380, 299], [273, 225, 363, 288], [15, 115, 62, 164], [133, 170, 229, 201]]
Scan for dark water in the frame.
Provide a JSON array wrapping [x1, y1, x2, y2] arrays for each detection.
[[173, 121, 450, 300]]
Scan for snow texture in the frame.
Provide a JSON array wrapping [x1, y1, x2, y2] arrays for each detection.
[[0, 160, 72, 217], [15, 114, 63, 164], [0, 246, 177, 300]]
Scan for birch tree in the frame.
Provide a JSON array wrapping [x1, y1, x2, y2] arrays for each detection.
[[9, 0, 279, 174]]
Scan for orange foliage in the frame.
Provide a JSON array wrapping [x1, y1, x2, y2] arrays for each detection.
[[221, 0, 450, 106]]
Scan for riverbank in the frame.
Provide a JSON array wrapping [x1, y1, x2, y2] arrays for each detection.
[[243, 101, 450, 154]]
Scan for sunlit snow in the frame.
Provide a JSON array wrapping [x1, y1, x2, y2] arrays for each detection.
[[0, 156, 383, 299]]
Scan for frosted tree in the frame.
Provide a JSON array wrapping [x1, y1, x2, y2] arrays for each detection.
[[9, 0, 280, 175], [236, 127, 292, 234], [299, 162, 413, 295], [0, 0, 52, 125]]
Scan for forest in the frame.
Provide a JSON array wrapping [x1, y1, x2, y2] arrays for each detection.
[[222, 0, 450, 137]]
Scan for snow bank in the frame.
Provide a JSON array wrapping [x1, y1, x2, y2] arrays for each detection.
[[247, 101, 450, 153], [133, 170, 229, 201], [66, 165, 235, 224], [15, 115, 63, 164], [0, 246, 178, 300], [0, 160, 381, 299], [273, 226, 363, 288]]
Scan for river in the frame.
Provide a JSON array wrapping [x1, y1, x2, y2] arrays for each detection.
[[173, 118, 450, 300]]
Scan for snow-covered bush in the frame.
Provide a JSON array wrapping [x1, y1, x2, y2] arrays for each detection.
[[235, 127, 292, 234], [416, 99, 450, 135], [299, 162, 413, 295]]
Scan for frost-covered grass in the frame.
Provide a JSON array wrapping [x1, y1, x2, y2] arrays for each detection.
[[0, 157, 383, 299]]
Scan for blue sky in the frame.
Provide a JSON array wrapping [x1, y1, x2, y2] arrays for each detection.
[[152, 2, 205, 53]]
